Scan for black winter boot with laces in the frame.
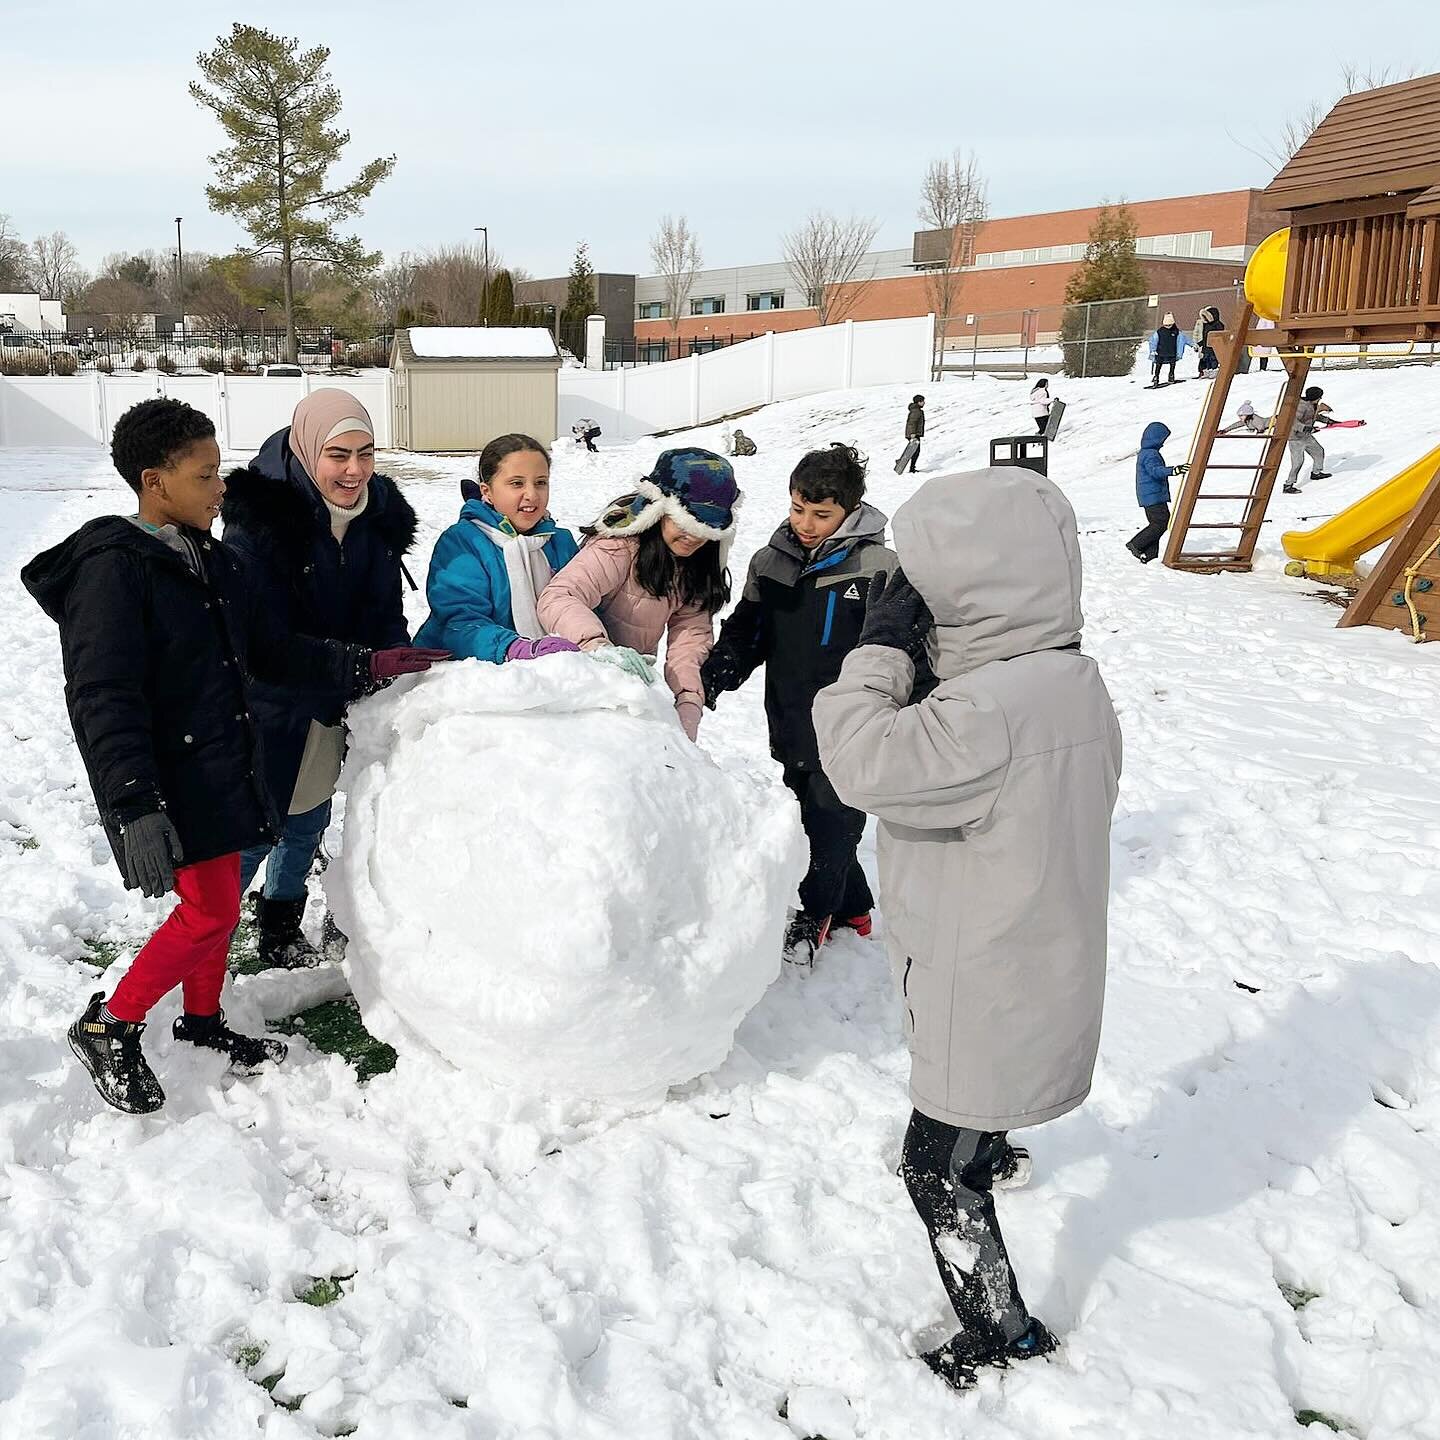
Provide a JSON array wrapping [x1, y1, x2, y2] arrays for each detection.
[[67, 991, 165, 1114], [173, 1008, 288, 1072]]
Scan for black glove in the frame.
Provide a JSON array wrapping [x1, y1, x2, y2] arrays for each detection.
[[699, 645, 742, 710], [859, 568, 933, 661], [1172, 462, 1190, 475], [121, 811, 184, 898]]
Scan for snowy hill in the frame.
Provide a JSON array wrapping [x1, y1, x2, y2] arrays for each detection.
[[2, 365, 1439, 1439]]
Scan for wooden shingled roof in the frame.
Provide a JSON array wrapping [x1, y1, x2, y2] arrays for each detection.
[[1264, 72, 1440, 211]]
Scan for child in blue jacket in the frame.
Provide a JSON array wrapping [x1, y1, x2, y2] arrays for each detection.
[[1127, 421, 1188, 564], [416, 435, 581, 662]]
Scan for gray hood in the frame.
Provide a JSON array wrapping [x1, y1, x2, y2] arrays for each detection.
[[893, 467, 1083, 679]]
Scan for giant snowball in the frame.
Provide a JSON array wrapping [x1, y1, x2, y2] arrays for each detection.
[[327, 656, 806, 1103]]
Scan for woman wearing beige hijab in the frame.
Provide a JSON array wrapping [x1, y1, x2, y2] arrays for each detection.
[[221, 389, 446, 967]]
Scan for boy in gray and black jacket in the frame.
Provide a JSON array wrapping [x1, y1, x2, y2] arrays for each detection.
[[701, 443, 895, 966]]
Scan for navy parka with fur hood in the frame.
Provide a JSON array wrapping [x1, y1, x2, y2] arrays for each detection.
[[220, 427, 416, 813]]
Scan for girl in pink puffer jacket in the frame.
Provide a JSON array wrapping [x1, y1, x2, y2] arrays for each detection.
[[537, 448, 740, 740]]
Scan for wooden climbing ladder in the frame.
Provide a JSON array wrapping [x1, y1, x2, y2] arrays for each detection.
[[1164, 302, 1312, 572], [1338, 464, 1440, 641]]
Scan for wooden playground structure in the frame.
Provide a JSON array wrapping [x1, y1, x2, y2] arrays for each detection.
[[1163, 72, 1440, 641]]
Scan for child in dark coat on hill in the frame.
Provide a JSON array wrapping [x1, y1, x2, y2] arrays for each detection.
[[1127, 421, 1188, 564], [21, 399, 438, 1115], [701, 443, 896, 966]]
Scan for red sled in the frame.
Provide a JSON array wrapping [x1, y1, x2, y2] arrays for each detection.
[[1325, 419, 1367, 428]]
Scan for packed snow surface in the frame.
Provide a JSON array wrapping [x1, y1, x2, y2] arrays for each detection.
[[3, 361, 1440, 1438], [330, 657, 805, 1099], [405, 325, 560, 360]]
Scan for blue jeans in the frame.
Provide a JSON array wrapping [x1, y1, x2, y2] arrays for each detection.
[[240, 799, 331, 901]]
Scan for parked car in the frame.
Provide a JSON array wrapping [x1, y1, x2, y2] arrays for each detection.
[[259, 363, 303, 378]]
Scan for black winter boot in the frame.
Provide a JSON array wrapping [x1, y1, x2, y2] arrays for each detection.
[[256, 896, 322, 970], [67, 991, 165, 1114], [173, 1008, 287, 1071], [922, 1317, 1057, 1390], [782, 911, 831, 968]]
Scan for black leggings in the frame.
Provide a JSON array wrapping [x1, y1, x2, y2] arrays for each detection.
[[1151, 357, 1176, 386], [900, 1110, 1032, 1346]]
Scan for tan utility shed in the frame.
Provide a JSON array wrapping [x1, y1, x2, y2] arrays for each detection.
[[390, 326, 561, 451]]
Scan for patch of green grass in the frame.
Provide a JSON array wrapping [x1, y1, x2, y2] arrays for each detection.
[[297, 1274, 349, 1307], [78, 936, 124, 971], [232, 1341, 265, 1371], [16, 835, 39, 851], [227, 905, 265, 976], [1280, 1282, 1320, 1310], [257, 1373, 302, 1412], [274, 996, 396, 1082], [1295, 1410, 1347, 1433]]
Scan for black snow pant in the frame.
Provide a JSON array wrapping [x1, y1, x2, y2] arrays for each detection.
[[1129, 502, 1171, 562], [1034, 416, 1048, 433], [901, 1110, 1033, 1347], [1151, 356, 1176, 386], [908, 440, 921, 473], [784, 766, 873, 921], [583, 430, 599, 452]]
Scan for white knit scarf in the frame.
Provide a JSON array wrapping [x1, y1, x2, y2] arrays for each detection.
[[468, 519, 553, 640]]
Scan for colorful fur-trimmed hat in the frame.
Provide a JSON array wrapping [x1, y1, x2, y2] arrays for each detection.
[[591, 448, 741, 548]]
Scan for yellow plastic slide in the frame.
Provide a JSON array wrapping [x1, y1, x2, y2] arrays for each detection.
[[1244, 228, 1287, 323], [1282, 443, 1440, 580]]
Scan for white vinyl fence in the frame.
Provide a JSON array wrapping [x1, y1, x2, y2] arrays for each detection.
[[0, 372, 392, 451], [558, 315, 935, 440], [0, 315, 934, 450]]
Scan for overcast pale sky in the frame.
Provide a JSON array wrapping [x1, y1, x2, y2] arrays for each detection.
[[2, 0, 1436, 281]]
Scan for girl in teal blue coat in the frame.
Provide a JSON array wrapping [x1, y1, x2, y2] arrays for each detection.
[[416, 435, 581, 662]]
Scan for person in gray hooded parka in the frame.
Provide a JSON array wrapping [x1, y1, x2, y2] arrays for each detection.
[[813, 465, 1122, 1389]]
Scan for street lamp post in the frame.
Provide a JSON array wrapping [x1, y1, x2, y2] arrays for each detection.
[[475, 226, 489, 325], [174, 217, 184, 351]]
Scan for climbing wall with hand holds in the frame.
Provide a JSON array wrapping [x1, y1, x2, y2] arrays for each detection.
[[1339, 465, 1440, 642]]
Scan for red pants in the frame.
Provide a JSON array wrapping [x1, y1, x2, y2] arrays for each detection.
[[107, 854, 241, 1023]]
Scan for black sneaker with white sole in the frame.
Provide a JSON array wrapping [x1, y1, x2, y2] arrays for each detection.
[[67, 991, 165, 1114]]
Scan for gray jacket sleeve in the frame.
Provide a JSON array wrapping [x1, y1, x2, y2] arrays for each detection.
[[813, 645, 1012, 830]]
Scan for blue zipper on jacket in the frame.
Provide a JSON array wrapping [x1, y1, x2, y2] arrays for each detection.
[[820, 590, 836, 646]]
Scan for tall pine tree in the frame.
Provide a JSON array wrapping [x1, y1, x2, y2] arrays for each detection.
[[562, 241, 597, 325], [1059, 204, 1148, 377], [191, 24, 395, 363], [486, 268, 515, 326]]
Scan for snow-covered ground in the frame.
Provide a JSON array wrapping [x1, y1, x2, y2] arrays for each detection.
[[2, 365, 1440, 1440]]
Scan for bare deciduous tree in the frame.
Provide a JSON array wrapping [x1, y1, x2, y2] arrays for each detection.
[[781, 211, 880, 325], [649, 215, 701, 338], [29, 230, 87, 302], [1242, 63, 1422, 169], [0, 213, 31, 292], [917, 149, 988, 379]]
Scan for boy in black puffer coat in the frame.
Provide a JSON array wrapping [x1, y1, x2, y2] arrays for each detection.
[[701, 443, 895, 967], [220, 391, 427, 968], [21, 399, 432, 1115]]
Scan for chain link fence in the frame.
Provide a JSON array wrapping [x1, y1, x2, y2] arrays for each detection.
[[938, 282, 1440, 379]]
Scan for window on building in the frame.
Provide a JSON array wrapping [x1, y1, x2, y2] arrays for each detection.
[[690, 296, 725, 316], [746, 291, 785, 311], [638, 301, 666, 320], [639, 341, 671, 363]]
